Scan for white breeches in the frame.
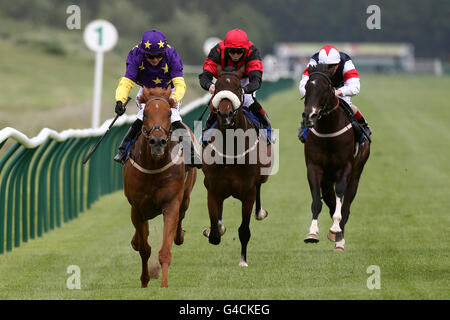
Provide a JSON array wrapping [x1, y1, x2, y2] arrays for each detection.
[[135, 87, 182, 123], [240, 78, 255, 108]]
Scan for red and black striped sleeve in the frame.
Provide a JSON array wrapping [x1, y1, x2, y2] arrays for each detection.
[[199, 44, 221, 91], [243, 45, 263, 93]]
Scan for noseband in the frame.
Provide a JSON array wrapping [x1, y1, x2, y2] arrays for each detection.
[[211, 72, 244, 117], [141, 97, 172, 141]]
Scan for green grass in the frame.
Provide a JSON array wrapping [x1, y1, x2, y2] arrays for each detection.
[[1, 75, 449, 300]]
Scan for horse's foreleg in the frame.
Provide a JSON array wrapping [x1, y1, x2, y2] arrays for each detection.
[[304, 165, 323, 243], [131, 208, 151, 288], [239, 192, 256, 267], [328, 164, 352, 244], [254, 183, 268, 220], [175, 197, 188, 246], [159, 200, 181, 288], [205, 192, 224, 245]]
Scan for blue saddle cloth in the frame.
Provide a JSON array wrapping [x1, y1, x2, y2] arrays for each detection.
[[201, 109, 272, 146]]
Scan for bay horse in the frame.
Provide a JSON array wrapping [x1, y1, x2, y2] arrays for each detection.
[[202, 66, 273, 267], [122, 87, 197, 287], [302, 63, 370, 252]]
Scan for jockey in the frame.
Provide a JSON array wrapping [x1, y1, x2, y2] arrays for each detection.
[[114, 29, 202, 168], [198, 29, 272, 140], [298, 45, 372, 143]]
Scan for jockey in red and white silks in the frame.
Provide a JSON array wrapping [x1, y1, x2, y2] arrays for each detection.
[[298, 45, 372, 143]]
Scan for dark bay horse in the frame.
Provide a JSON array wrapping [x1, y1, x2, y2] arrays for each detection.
[[202, 66, 274, 267], [122, 87, 197, 287], [302, 64, 370, 252]]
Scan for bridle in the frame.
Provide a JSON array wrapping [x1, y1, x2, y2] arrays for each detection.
[[307, 71, 339, 120], [141, 97, 172, 142]]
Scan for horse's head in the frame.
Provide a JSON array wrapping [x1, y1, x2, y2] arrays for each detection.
[[211, 65, 245, 129], [138, 87, 175, 159], [303, 63, 337, 128]]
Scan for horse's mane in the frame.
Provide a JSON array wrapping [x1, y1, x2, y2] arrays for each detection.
[[138, 86, 175, 107], [307, 63, 333, 77]]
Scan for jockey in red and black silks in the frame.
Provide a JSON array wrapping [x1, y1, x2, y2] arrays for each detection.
[[199, 29, 272, 140]]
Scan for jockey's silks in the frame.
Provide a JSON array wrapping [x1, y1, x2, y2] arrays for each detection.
[[170, 77, 186, 102], [118, 45, 184, 96], [115, 77, 136, 103]]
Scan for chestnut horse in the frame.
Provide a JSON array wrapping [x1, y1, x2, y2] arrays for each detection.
[[122, 87, 197, 287], [202, 66, 273, 267], [302, 64, 370, 252]]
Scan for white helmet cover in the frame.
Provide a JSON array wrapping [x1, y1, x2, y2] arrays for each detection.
[[318, 45, 341, 64]]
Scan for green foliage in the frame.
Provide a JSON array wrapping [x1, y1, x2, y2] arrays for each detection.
[[1, 0, 448, 64]]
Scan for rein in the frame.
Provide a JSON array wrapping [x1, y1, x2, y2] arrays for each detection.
[[308, 71, 340, 119], [306, 71, 350, 138]]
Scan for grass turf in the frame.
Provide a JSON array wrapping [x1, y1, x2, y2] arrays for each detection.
[[0, 74, 449, 299]]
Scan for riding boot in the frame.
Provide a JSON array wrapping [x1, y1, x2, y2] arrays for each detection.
[[358, 117, 372, 137], [249, 101, 271, 128], [172, 121, 202, 169], [114, 119, 143, 164], [249, 101, 275, 144]]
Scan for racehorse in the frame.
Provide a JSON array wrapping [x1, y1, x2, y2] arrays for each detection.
[[122, 87, 197, 287], [202, 66, 273, 267], [302, 63, 370, 252]]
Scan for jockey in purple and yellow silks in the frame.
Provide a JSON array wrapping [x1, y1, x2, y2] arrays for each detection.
[[113, 29, 201, 168]]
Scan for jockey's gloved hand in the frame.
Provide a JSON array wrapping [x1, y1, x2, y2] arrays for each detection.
[[115, 101, 126, 115]]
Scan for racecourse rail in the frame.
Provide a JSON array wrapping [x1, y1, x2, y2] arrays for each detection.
[[0, 78, 293, 254]]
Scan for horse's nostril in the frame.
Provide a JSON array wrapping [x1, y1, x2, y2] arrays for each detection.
[[228, 111, 233, 117], [161, 139, 167, 145], [149, 138, 156, 145]]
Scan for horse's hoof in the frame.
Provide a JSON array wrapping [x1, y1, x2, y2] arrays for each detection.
[[203, 228, 210, 238], [160, 282, 168, 288], [304, 233, 319, 243], [334, 246, 345, 252], [327, 230, 343, 242], [239, 260, 248, 267], [208, 236, 221, 245], [255, 208, 268, 221]]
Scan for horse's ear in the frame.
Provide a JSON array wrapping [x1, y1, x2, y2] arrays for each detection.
[[216, 65, 223, 77], [235, 65, 245, 78]]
